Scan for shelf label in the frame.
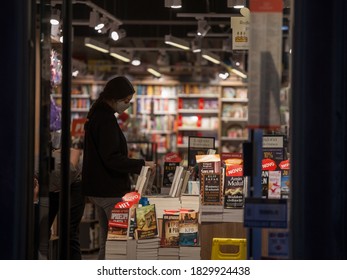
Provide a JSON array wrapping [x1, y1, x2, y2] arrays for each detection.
[[244, 197, 287, 228]]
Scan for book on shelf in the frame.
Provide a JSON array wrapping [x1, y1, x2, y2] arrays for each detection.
[[160, 211, 180, 248], [135, 204, 158, 240], [178, 209, 199, 247]]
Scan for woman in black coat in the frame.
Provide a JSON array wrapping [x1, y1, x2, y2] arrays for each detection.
[[82, 76, 155, 259]]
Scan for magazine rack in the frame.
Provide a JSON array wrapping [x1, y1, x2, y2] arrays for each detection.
[[211, 238, 247, 260]]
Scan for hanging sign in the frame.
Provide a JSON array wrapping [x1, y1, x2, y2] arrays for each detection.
[[231, 16, 250, 50]]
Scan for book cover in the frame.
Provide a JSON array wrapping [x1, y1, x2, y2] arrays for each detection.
[[279, 159, 290, 199], [222, 152, 245, 208], [162, 152, 182, 189], [200, 173, 223, 205], [107, 208, 130, 240], [135, 204, 158, 239], [161, 212, 180, 247], [262, 170, 269, 198], [268, 170, 282, 199], [179, 210, 199, 246], [163, 162, 180, 188]]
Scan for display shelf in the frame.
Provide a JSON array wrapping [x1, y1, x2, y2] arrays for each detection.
[[219, 85, 248, 153], [221, 117, 248, 122], [178, 109, 219, 114], [133, 83, 179, 154]]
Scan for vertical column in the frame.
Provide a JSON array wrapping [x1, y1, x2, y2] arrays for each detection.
[[0, 0, 35, 259], [291, 0, 347, 259]]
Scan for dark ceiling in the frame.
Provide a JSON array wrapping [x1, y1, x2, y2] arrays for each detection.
[[51, 0, 290, 80]]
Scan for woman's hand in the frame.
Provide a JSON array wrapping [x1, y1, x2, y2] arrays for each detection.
[[145, 161, 156, 174]]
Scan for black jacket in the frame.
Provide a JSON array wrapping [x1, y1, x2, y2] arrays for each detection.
[[82, 101, 144, 197]]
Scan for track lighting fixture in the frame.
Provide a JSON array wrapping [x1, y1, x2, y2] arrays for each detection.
[[109, 24, 126, 41], [89, 10, 100, 28], [147, 67, 162, 78], [131, 55, 141, 66], [157, 51, 170, 66], [219, 71, 230, 80], [95, 16, 107, 31], [196, 19, 211, 37], [165, 35, 190, 50], [109, 48, 131, 63], [201, 50, 221, 64], [227, 0, 246, 9], [50, 8, 61, 25], [165, 0, 182, 9], [191, 38, 202, 53], [84, 37, 109, 53]]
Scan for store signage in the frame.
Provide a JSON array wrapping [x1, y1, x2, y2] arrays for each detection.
[[71, 118, 87, 137], [187, 136, 215, 167], [244, 197, 287, 228], [231, 17, 250, 50]]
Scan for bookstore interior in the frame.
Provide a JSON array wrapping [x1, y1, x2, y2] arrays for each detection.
[[11, 0, 303, 260]]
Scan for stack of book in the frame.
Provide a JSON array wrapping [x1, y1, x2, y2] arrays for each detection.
[[180, 194, 200, 213], [136, 237, 161, 260], [200, 205, 224, 222], [179, 246, 201, 260], [105, 239, 128, 260], [158, 247, 180, 260], [147, 195, 181, 220], [222, 208, 244, 222]]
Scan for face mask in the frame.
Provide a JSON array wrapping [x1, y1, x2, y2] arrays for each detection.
[[115, 101, 131, 114]]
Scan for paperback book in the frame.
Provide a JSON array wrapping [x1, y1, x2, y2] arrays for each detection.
[[161, 211, 180, 247], [222, 152, 245, 208], [179, 209, 199, 246], [135, 204, 158, 239]]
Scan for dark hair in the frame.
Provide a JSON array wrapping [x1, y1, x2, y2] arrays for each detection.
[[101, 76, 135, 101], [87, 76, 135, 118]]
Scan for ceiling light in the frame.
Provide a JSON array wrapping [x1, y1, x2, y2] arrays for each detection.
[[201, 50, 221, 64], [50, 8, 61, 25], [94, 16, 107, 31], [164, 35, 190, 50], [165, 0, 182, 9], [219, 71, 230, 80], [231, 68, 247, 79], [227, 0, 246, 9], [109, 48, 131, 63], [147, 67, 161, 78], [131, 56, 141, 66], [197, 19, 211, 37], [191, 38, 202, 53], [109, 25, 126, 41], [84, 37, 109, 53]]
